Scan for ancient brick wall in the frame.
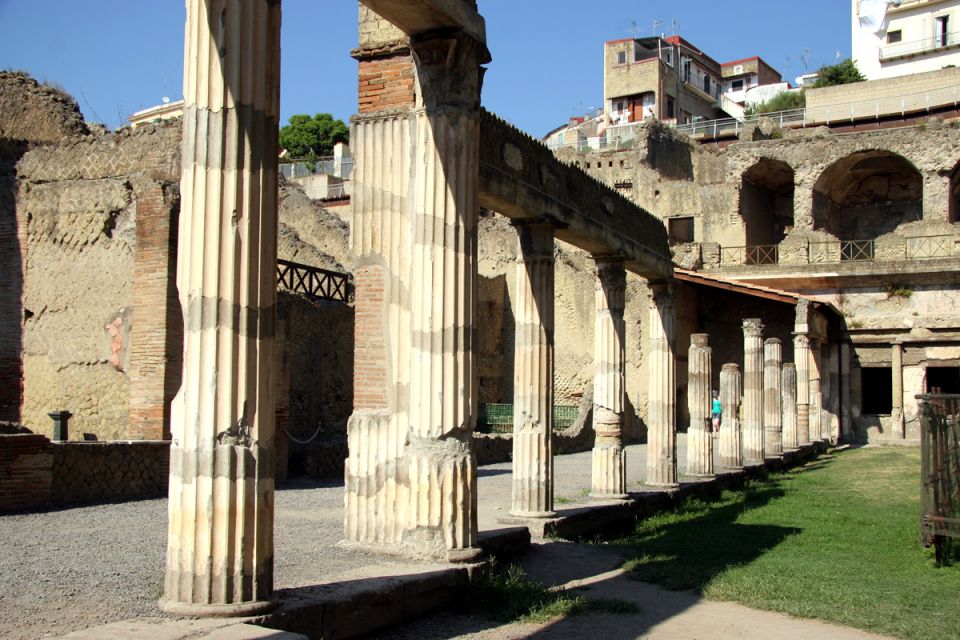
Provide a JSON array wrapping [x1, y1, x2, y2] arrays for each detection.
[[127, 185, 181, 440], [0, 141, 26, 422], [0, 434, 53, 511]]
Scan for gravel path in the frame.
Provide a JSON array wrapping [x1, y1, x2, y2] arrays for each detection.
[[0, 442, 700, 640]]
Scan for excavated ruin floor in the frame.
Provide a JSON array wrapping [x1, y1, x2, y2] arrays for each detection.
[[1, 438, 854, 640]]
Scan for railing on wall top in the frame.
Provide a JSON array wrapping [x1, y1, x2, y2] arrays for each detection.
[[277, 259, 350, 302]]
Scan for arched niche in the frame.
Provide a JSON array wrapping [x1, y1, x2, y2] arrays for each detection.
[[812, 150, 922, 241]]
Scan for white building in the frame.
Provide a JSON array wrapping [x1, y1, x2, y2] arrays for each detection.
[[853, 0, 960, 80]]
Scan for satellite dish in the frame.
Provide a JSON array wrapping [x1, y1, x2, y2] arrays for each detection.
[[162, 96, 171, 104]]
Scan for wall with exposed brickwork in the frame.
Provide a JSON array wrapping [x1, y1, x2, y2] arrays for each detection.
[[0, 434, 53, 511]]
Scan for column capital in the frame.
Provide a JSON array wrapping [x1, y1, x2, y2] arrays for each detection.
[[410, 29, 489, 110], [514, 220, 555, 262], [793, 332, 811, 348], [764, 337, 782, 346], [721, 362, 741, 373], [742, 317, 764, 337], [646, 280, 675, 307], [593, 257, 627, 299], [691, 333, 710, 348]]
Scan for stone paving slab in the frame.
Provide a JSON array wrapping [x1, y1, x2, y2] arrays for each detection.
[[59, 619, 308, 640]]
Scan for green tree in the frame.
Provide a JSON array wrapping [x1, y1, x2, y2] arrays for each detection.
[[744, 90, 806, 116], [279, 113, 349, 159], [812, 59, 865, 88]]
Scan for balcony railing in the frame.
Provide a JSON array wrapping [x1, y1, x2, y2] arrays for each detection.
[[716, 234, 958, 268], [720, 244, 779, 266], [277, 259, 351, 302], [881, 30, 960, 61]]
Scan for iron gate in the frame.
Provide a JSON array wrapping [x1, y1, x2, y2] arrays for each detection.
[[918, 393, 960, 563]]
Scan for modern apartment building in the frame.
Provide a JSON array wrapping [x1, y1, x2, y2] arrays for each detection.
[[604, 35, 726, 125], [853, 0, 960, 79], [720, 56, 784, 105]]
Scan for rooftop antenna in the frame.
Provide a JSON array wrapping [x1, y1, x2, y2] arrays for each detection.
[[652, 19, 662, 37], [800, 49, 811, 73], [671, 19, 679, 37], [629, 19, 643, 37]]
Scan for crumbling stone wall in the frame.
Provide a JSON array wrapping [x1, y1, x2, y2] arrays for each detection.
[[5, 76, 355, 448], [0, 72, 88, 144], [1, 72, 90, 424], [16, 123, 181, 440]]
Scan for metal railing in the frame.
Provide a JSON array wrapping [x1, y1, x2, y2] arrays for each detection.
[[718, 234, 957, 268], [881, 30, 960, 61], [809, 239, 876, 263], [277, 259, 350, 302], [720, 244, 779, 266], [280, 157, 354, 180], [476, 403, 580, 434], [919, 393, 960, 564]]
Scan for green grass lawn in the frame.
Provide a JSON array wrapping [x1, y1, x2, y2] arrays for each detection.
[[613, 447, 960, 639]]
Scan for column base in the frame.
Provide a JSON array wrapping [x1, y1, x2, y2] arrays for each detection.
[[644, 482, 679, 489], [589, 492, 629, 500], [158, 598, 277, 618], [508, 509, 557, 519], [687, 473, 715, 479]]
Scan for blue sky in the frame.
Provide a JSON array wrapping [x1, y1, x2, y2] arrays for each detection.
[[0, 1, 851, 137]]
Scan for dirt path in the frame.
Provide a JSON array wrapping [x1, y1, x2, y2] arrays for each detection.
[[383, 542, 894, 640]]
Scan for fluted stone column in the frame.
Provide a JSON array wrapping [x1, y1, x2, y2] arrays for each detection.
[[511, 220, 555, 517], [810, 340, 824, 441], [794, 333, 811, 444], [742, 319, 765, 464], [763, 338, 783, 457], [840, 342, 854, 442], [162, 0, 281, 616], [782, 363, 799, 450], [591, 257, 627, 499], [720, 363, 743, 470], [686, 334, 714, 477], [647, 283, 678, 487], [404, 33, 487, 559], [892, 343, 905, 439]]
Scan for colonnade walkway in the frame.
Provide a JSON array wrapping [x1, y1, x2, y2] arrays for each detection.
[[1, 437, 840, 640]]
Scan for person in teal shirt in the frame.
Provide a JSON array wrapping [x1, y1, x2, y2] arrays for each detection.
[[711, 390, 721, 433]]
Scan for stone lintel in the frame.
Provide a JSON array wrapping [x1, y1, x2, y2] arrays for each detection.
[[359, 0, 488, 52]]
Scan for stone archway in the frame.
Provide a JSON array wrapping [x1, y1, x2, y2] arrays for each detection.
[[740, 158, 795, 247], [812, 150, 922, 241]]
